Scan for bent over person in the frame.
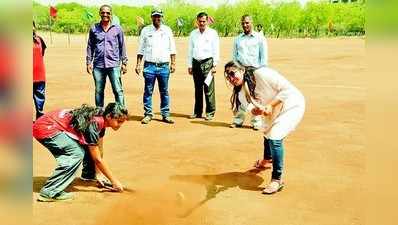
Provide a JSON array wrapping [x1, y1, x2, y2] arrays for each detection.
[[33, 103, 127, 201]]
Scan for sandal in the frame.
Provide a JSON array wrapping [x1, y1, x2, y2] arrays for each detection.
[[262, 180, 284, 195], [253, 159, 272, 170]]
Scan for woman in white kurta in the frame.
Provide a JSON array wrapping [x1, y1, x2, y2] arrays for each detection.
[[224, 61, 305, 194]]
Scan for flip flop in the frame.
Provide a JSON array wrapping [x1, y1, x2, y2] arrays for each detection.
[[262, 180, 284, 195], [253, 159, 272, 170]]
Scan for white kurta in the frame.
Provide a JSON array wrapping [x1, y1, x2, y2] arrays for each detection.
[[253, 67, 305, 140], [232, 89, 263, 128]]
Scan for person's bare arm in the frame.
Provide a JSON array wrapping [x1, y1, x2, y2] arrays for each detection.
[[88, 145, 123, 192], [135, 54, 143, 75], [170, 54, 176, 73]]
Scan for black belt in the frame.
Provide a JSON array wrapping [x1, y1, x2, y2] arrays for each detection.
[[193, 57, 213, 64], [144, 61, 169, 67]]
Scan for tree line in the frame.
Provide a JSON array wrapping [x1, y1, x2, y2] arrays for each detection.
[[33, 0, 365, 38]]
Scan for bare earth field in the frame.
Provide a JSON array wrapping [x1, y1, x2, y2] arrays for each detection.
[[33, 33, 365, 225]]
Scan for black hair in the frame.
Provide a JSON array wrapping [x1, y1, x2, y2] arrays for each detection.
[[197, 12, 208, 19], [103, 102, 128, 120], [224, 61, 257, 112], [99, 4, 112, 12], [241, 14, 252, 21], [69, 103, 127, 133]]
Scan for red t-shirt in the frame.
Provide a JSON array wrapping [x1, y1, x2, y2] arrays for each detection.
[[33, 36, 46, 82], [32, 109, 106, 146]]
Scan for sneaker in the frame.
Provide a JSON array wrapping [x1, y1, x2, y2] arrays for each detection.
[[253, 125, 261, 131], [189, 114, 201, 119], [205, 115, 214, 121], [162, 117, 174, 124], [141, 116, 152, 124], [229, 123, 242, 128], [37, 191, 74, 202]]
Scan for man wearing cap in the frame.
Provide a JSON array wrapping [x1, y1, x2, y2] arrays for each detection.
[[187, 12, 219, 121], [231, 14, 268, 130], [86, 5, 128, 108], [135, 8, 176, 124]]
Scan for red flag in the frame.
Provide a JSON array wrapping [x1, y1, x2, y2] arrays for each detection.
[[50, 6, 57, 18], [208, 16, 215, 25]]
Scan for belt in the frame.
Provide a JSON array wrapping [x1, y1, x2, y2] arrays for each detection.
[[193, 57, 213, 64], [145, 61, 169, 67]]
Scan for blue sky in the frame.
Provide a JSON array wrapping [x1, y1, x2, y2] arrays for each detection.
[[35, 0, 312, 7]]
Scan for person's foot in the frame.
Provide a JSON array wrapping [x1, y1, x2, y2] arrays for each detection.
[[162, 117, 174, 124], [37, 191, 74, 202], [79, 176, 96, 182], [141, 116, 152, 124], [253, 124, 262, 131], [189, 114, 201, 119], [253, 159, 272, 170], [205, 115, 214, 121], [262, 180, 284, 195], [229, 123, 242, 128]]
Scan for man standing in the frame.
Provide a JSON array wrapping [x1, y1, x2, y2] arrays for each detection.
[[187, 12, 219, 121], [86, 5, 128, 108], [231, 14, 268, 130], [135, 8, 176, 124], [233, 15, 268, 69], [33, 21, 47, 119]]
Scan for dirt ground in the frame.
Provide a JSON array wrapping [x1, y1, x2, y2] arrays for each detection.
[[33, 33, 365, 225]]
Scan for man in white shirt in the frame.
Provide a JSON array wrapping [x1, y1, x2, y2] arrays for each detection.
[[187, 12, 220, 121], [135, 8, 176, 124]]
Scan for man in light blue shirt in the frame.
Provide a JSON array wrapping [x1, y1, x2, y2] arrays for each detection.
[[230, 14, 267, 130], [232, 15, 268, 68]]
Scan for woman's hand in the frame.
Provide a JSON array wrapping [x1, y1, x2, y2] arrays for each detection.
[[251, 106, 265, 116], [112, 180, 124, 192], [263, 104, 273, 116]]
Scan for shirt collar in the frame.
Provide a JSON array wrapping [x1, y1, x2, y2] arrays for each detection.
[[96, 22, 115, 31], [197, 27, 209, 34], [241, 31, 256, 37], [151, 24, 164, 31]]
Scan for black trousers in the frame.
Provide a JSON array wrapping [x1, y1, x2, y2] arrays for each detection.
[[192, 58, 216, 117]]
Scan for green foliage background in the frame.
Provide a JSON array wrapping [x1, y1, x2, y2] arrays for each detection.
[[33, 0, 365, 37]]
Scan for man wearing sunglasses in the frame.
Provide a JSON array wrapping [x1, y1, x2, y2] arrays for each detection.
[[86, 5, 128, 108]]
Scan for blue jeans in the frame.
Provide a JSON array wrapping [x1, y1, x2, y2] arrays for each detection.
[[38, 132, 85, 198], [264, 138, 285, 180], [143, 62, 170, 117], [33, 81, 46, 119], [93, 67, 124, 108]]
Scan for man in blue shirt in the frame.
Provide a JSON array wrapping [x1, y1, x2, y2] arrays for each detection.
[[230, 14, 268, 131], [86, 5, 128, 108], [232, 14, 268, 68]]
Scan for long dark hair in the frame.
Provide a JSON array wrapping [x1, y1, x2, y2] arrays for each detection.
[[224, 61, 257, 112], [69, 103, 128, 133]]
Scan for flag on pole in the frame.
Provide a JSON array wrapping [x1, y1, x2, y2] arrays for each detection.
[[50, 6, 57, 18], [83, 9, 93, 21], [177, 18, 184, 28], [208, 16, 215, 25], [112, 15, 120, 26], [136, 16, 144, 27]]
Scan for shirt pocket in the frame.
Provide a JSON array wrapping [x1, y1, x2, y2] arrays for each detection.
[[145, 34, 154, 50], [94, 32, 105, 43]]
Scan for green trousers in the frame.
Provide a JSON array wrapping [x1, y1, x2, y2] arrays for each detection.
[[38, 132, 85, 198], [192, 58, 216, 117]]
